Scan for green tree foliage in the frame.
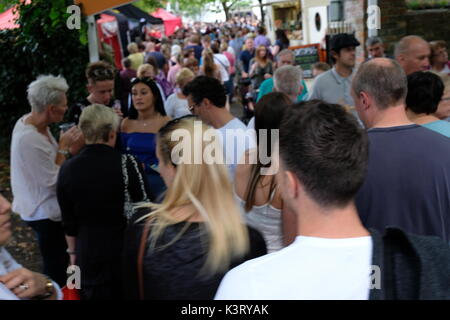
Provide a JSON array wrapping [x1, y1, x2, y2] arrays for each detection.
[[132, 0, 164, 13], [0, 0, 89, 148], [176, 0, 250, 20], [0, 0, 17, 13]]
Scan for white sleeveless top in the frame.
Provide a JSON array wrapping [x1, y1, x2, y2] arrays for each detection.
[[235, 189, 283, 253]]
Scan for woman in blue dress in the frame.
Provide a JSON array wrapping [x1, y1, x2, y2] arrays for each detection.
[[121, 77, 171, 201]]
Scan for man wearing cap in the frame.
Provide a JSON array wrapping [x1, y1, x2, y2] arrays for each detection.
[[308, 33, 360, 118]]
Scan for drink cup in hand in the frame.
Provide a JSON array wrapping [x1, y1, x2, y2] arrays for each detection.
[[113, 100, 121, 112], [59, 122, 75, 133]]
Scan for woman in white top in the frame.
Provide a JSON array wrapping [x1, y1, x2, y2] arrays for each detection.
[[234, 92, 296, 253], [10, 75, 84, 287], [0, 194, 62, 300], [165, 68, 195, 119]]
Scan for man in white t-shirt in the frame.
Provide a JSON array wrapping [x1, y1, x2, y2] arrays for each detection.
[[183, 76, 255, 180], [215, 100, 374, 300]]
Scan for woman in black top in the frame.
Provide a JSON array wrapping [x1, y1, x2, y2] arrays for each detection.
[[57, 104, 149, 300], [123, 116, 267, 300]]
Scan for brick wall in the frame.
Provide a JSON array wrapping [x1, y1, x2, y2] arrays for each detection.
[[378, 0, 408, 54], [377, 1, 450, 55], [406, 9, 450, 44]]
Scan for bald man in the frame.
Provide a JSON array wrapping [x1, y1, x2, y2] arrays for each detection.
[[394, 35, 430, 75], [352, 58, 450, 243]]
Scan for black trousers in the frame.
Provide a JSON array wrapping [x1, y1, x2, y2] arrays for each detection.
[[26, 219, 69, 287]]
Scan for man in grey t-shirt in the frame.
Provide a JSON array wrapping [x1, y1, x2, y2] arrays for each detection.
[[309, 33, 360, 119]]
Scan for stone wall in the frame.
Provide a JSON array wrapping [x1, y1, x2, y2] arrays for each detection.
[[343, 0, 367, 65]]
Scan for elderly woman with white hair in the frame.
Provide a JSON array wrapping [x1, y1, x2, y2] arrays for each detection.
[[57, 104, 149, 300], [10, 75, 84, 287]]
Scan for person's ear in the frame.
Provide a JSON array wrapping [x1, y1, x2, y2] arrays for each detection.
[[202, 98, 212, 109], [360, 91, 371, 110], [86, 83, 93, 94], [109, 129, 116, 141], [331, 50, 339, 61], [284, 170, 300, 201]]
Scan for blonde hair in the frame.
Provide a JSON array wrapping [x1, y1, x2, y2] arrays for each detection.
[[79, 104, 120, 144], [138, 117, 249, 275], [175, 68, 194, 88], [137, 63, 155, 78], [127, 42, 138, 54]]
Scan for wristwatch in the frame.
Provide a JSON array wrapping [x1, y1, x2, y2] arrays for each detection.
[[33, 277, 55, 300], [58, 149, 71, 158]]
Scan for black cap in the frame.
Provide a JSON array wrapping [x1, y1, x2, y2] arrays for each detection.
[[330, 33, 360, 51]]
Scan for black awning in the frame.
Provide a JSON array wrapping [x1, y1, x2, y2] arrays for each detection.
[[115, 4, 163, 24]]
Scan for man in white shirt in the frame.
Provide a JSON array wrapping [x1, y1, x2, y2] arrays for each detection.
[[183, 76, 255, 180], [0, 194, 62, 300], [215, 100, 374, 300]]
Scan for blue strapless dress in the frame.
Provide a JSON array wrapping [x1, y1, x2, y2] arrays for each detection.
[[120, 132, 166, 201]]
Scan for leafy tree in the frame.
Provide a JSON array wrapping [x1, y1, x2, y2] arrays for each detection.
[[132, 0, 164, 13], [176, 0, 251, 20], [0, 0, 89, 148], [0, 0, 17, 13]]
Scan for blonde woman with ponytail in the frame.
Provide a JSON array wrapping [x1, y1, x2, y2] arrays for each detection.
[[123, 116, 266, 300]]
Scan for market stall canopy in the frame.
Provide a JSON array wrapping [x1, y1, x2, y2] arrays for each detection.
[[74, 0, 135, 16], [151, 8, 181, 37], [115, 4, 162, 24], [97, 13, 123, 69], [0, 6, 19, 30]]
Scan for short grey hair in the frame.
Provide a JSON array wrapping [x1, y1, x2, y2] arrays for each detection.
[[352, 58, 407, 110], [366, 36, 383, 47], [274, 65, 303, 97], [394, 35, 426, 58], [79, 104, 120, 144], [27, 75, 69, 113], [276, 49, 295, 61]]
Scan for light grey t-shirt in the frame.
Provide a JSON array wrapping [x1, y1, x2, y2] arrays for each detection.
[[308, 67, 355, 106], [308, 67, 362, 123]]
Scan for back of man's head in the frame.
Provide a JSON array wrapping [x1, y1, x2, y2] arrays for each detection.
[[183, 76, 226, 108], [122, 58, 132, 69], [352, 58, 407, 110], [279, 100, 368, 208], [274, 65, 303, 99]]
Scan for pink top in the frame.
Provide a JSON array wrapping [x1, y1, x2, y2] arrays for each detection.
[[168, 64, 182, 86], [223, 51, 235, 75], [167, 63, 181, 87]]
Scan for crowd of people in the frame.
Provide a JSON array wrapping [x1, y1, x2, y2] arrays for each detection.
[[1, 20, 450, 300]]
